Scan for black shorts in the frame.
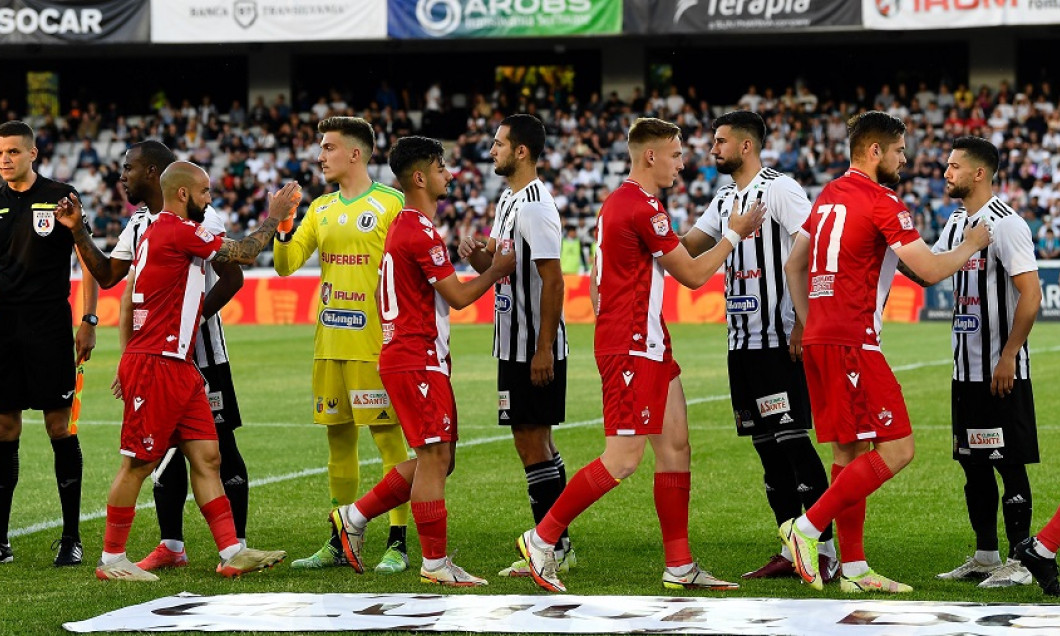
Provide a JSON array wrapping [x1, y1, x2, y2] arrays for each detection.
[[200, 362, 243, 432], [728, 347, 812, 437], [497, 357, 566, 427], [0, 302, 76, 412], [952, 380, 1037, 465]]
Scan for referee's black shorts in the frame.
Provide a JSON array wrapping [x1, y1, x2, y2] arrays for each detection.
[[952, 379, 1038, 465], [200, 361, 243, 432], [497, 357, 566, 427], [0, 301, 76, 412], [728, 347, 812, 437]]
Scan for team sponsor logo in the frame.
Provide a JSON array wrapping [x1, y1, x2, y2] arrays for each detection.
[[214, 413, 225, 424], [494, 293, 512, 313], [897, 210, 914, 230], [233, 0, 256, 28], [320, 282, 332, 305], [132, 309, 148, 331], [953, 314, 981, 334], [320, 309, 367, 330], [989, 449, 1004, 460], [955, 295, 980, 306], [875, 0, 898, 17], [207, 391, 224, 411], [320, 252, 370, 265], [756, 392, 791, 417], [0, 6, 103, 35], [413, 0, 595, 37], [810, 274, 835, 298], [32, 208, 54, 236], [357, 211, 377, 232], [968, 428, 1005, 448], [195, 225, 215, 242], [731, 268, 761, 280], [350, 390, 390, 409], [650, 212, 670, 237], [962, 257, 986, 271], [499, 238, 514, 254], [429, 245, 447, 266], [381, 322, 394, 344], [498, 390, 510, 411], [726, 295, 760, 314]]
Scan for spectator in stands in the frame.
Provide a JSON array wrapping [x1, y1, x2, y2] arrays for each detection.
[[76, 139, 100, 169]]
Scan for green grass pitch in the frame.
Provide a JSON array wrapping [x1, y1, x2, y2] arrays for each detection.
[[6, 322, 1060, 634]]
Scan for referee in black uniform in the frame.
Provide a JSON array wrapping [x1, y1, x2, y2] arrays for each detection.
[[0, 120, 99, 566]]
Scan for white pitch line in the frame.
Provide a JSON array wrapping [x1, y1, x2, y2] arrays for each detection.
[[13, 342, 1060, 539]]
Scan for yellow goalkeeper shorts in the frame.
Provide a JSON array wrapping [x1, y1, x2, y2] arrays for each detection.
[[312, 359, 398, 427]]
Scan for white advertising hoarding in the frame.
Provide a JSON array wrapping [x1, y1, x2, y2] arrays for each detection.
[[865, 0, 1060, 30], [151, 0, 386, 43]]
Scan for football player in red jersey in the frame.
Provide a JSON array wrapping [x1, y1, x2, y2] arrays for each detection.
[[780, 112, 991, 593]]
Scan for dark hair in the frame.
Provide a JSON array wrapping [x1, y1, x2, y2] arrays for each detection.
[[130, 140, 176, 171], [318, 116, 374, 153], [847, 111, 906, 158], [627, 117, 681, 148], [952, 135, 999, 177], [500, 114, 545, 161], [712, 110, 766, 149], [0, 120, 35, 145], [389, 136, 445, 189]]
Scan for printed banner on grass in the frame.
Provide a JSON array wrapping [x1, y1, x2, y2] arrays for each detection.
[[151, 0, 386, 43], [388, 0, 622, 39], [64, 591, 1060, 633]]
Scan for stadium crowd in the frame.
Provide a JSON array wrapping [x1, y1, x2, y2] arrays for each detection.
[[12, 76, 1060, 268]]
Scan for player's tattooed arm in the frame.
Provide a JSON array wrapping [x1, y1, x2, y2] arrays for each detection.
[[213, 216, 282, 264], [897, 260, 932, 287]]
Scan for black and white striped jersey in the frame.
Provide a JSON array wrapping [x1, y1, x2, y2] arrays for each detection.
[[932, 197, 1037, 382], [489, 178, 568, 362], [693, 168, 810, 350], [112, 205, 231, 368]]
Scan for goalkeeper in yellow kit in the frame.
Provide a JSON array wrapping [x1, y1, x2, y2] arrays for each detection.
[[274, 116, 410, 572]]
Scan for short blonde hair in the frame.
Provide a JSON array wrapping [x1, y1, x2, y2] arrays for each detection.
[[628, 117, 681, 149]]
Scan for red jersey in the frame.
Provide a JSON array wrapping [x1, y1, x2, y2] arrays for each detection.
[[800, 169, 922, 349], [125, 211, 223, 362], [594, 179, 680, 362], [378, 208, 456, 376]]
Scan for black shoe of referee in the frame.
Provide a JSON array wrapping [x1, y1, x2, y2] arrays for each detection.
[[52, 536, 83, 567]]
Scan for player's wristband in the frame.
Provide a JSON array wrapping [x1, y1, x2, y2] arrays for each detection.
[[723, 229, 742, 249], [277, 231, 292, 243]]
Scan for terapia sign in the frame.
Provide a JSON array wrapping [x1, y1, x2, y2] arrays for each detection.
[[864, 0, 1060, 29]]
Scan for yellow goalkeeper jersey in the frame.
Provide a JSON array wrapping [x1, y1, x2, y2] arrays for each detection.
[[273, 182, 403, 361]]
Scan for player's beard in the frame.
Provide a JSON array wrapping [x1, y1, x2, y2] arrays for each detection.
[[946, 181, 971, 199], [876, 165, 902, 187], [186, 198, 206, 223], [493, 155, 516, 177], [715, 155, 741, 175]]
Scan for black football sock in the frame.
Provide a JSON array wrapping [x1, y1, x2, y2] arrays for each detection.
[[218, 428, 249, 540], [960, 460, 999, 552], [51, 436, 82, 541], [998, 463, 1032, 559], [551, 451, 571, 550], [386, 524, 408, 553], [526, 459, 566, 550], [777, 429, 833, 542], [752, 433, 802, 527], [153, 450, 188, 543], [0, 440, 18, 544]]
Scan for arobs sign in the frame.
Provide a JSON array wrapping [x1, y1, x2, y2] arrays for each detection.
[[150, 0, 386, 43], [864, 0, 1060, 29]]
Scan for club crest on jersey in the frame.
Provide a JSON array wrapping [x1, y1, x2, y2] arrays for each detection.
[[337, 213, 348, 225], [429, 245, 447, 266], [494, 294, 512, 313], [897, 210, 914, 230], [382, 322, 394, 344], [726, 295, 760, 314], [33, 208, 54, 236], [320, 282, 332, 306], [195, 225, 215, 242], [650, 213, 670, 237], [357, 211, 377, 232], [953, 314, 981, 334]]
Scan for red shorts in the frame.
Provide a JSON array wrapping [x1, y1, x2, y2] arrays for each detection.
[[118, 353, 216, 462], [597, 355, 681, 436], [382, 370, 458, 448], [803, 344, 912, 444]]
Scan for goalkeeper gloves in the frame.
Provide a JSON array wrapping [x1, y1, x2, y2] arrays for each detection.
[[277, 208, 296, 242]]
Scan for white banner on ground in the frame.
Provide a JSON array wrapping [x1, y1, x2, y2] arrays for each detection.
[[63, 592, 1060, 634], [864, 0, 1060, 30], [150, 0, 386, 43]]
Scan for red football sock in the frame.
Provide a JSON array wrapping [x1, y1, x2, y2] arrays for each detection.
[[412, 500, 447, 560], [1038, 506, 1060, 553], [654, 472, 693, 567], [806, 451, 892, 535], [830, 463, 867, 563], [200, 496, 239, 552], [356, 469, 412, 520], [103, 505, 135, 554], [537, 458, 619, 546]]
